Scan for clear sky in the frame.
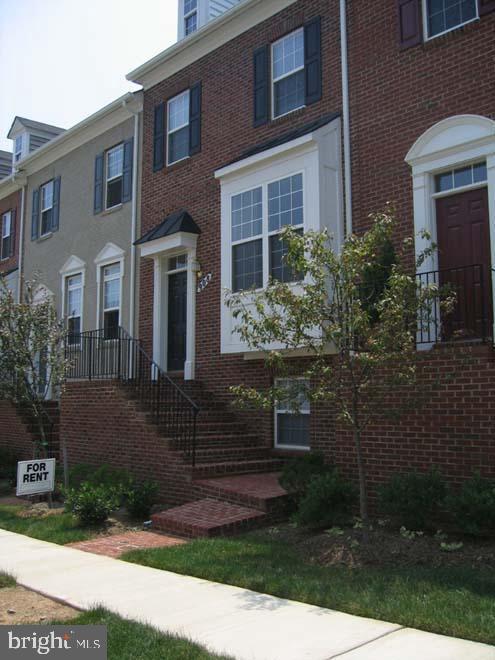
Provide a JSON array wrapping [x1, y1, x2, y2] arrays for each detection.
[[0, 0, 178, 151]]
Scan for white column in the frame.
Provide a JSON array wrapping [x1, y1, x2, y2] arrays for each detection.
[[184, 251, 198, 380], [152, 257, 163, 368], [487, 154, 495, 339]]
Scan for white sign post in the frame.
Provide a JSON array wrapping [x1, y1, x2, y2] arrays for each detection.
[[16, 459, 56, 497]]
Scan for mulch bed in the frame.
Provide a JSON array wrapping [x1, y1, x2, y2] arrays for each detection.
[[264, 522, 495, 570]]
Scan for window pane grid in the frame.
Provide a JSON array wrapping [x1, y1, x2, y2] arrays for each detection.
[[272, 29, 304, 82], [107, 145, 124, 181], [270, 229, 303, 283], [427, 0, 477, 37], [168, 91, 190, 164], [184, 0, 197, 14], [231, 187, 263, 242], [435, 161, 487, 193], [268, 174, 303, 232], [185, 13, 197, 35], [41, 181, 54, 211]]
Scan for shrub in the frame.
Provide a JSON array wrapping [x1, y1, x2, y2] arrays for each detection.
[[68, 464, 132, 500], [125, 481, 159, 520], [64, 482, 120, 526], [294, 470, 357, 529], [378, 470, 447, 530], [279, 452, 332, 501], [448, 474, 495, 536]]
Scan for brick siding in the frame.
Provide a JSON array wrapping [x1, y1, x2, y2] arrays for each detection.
[[0, 401, 35, 460]]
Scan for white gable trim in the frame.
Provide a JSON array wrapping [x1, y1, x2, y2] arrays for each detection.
[[60, 255, 86, 276], [94, 242, 125, 268]]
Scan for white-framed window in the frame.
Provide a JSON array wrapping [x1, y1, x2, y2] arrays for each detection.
[[40, 180, 54, 236], [275, 378, 310, 450], [106, 143, 124, 210], [1, 211, 12, 261], [167, 91, 190, 165], [434, 160, 487, 195], [102, 262, 121, 339], [231, 173, 304, 292], [272, 28, 305, 119], [423, 0, 478, 39], [66, 273, 83, 346], [184, 0, 198, 35], [14, 135, 23, 163]]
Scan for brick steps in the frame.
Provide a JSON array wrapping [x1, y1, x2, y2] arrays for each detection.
[[193, 472, 289, 514], [151, 498, 267, 538], [192, 446, 272, 463], [191, 458, 285, 480]]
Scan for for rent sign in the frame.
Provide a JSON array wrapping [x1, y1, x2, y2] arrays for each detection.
[[16, 459, 56, 497]]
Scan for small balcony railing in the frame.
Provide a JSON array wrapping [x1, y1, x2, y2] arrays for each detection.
[[64, 327, 199, 465], [416, 264, 492, 345]]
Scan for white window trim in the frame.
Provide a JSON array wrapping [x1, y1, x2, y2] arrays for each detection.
[[94, 243, 125, 333], [167, 90, 190, 166], [1, 211, 12, 261], [40, 180, 54, 237], [422, 0, 479, 41], [216, 118, 344, 355], [60, 256, 86, 342], [102, 263, 122, 334], [274, 377, 311, 451], [105, 143, 124, 211], [405, 114, 495, 345], [271, 28, 306, 121], [65, 274, 84, 346]]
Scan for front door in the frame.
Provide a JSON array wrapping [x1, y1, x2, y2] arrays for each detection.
[[436, 187, 492, 339], [167, 271, 187, 371]]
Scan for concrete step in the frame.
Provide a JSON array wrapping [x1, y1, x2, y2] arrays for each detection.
[[193, 472, 289, 513], [151, 498, 267, 538], [191, 458, 285, 480]]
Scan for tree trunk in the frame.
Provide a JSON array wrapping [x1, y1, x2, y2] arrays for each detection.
[[353, 426, 370, 543]]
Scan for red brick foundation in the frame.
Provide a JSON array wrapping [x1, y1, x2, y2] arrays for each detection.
[[0, 400, 36, 460]]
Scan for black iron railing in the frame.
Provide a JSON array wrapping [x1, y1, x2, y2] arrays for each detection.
[[416, 264, 491, 345], [65, 327, 199, 465]]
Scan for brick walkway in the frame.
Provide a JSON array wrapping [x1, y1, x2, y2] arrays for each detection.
[[68, 531, 185, 558]]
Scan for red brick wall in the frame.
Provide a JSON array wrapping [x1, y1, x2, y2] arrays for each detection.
[[60, 381, 198, 505], [347, 5, 494, 239], [0, 401, 35, 460], [0, 189, 21, 278]]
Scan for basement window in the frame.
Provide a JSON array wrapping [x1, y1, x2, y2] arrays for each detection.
[[275, 379, 310, 450]]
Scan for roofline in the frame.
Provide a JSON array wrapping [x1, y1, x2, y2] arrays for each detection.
[[7, 116, 66, 140], [127, 0, 297, 90], [0, 92, 142, 188], [0, 173, 26, 200]]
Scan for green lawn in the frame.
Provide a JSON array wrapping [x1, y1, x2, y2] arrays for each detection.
[[52, 608, 231, 660], [123, 532, 495, 646], [0, 505, 94, 545]]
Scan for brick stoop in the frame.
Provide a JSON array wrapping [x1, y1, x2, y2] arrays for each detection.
[[151, 498, 267, 538], [151, 473, 291, 538]]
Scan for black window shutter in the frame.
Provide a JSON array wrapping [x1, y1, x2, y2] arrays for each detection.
[[94, 153, 104, 215], [51, 177, 61, 232], [479, 0, 495, 14], [9, 208, 16, 257], [189, 82, 202, 156], [122, 138, 134, 203], [304, 16, 322, 106], [153, 102, 166, 171], [31, 188, 40, 241], [253, 45, 269, 127], [398, 0, 423, 49]]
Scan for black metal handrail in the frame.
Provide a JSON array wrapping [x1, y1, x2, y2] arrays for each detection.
[[416, 264, 491, 345], [65, 327, 200, 465]]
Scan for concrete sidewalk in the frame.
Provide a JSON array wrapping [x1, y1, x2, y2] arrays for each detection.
[[0, 529, 493, 660]]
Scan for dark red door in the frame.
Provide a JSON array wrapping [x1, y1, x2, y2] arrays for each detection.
[[436, 188, 492, 340]]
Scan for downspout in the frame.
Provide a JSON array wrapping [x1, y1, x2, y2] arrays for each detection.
[[123, 99, 141, 338], [340, 0, 353, 236], [16, 182, 26, 303]]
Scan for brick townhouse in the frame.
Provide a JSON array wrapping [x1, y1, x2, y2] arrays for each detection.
[[3, 0, 495, 536]]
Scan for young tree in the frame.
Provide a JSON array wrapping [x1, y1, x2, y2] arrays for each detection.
[[0, 278, 70, 458], [227, 208, 451, 540]]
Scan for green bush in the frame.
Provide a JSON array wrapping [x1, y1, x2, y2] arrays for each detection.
[[378, 470, 447, 530], [125, 481, 159, 520], [448, 474, 495, 537], [294, 470, 357, 529], [68, 464, 132, 499], [279, 452, 332, 501], [64, 482, 120, 526]]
